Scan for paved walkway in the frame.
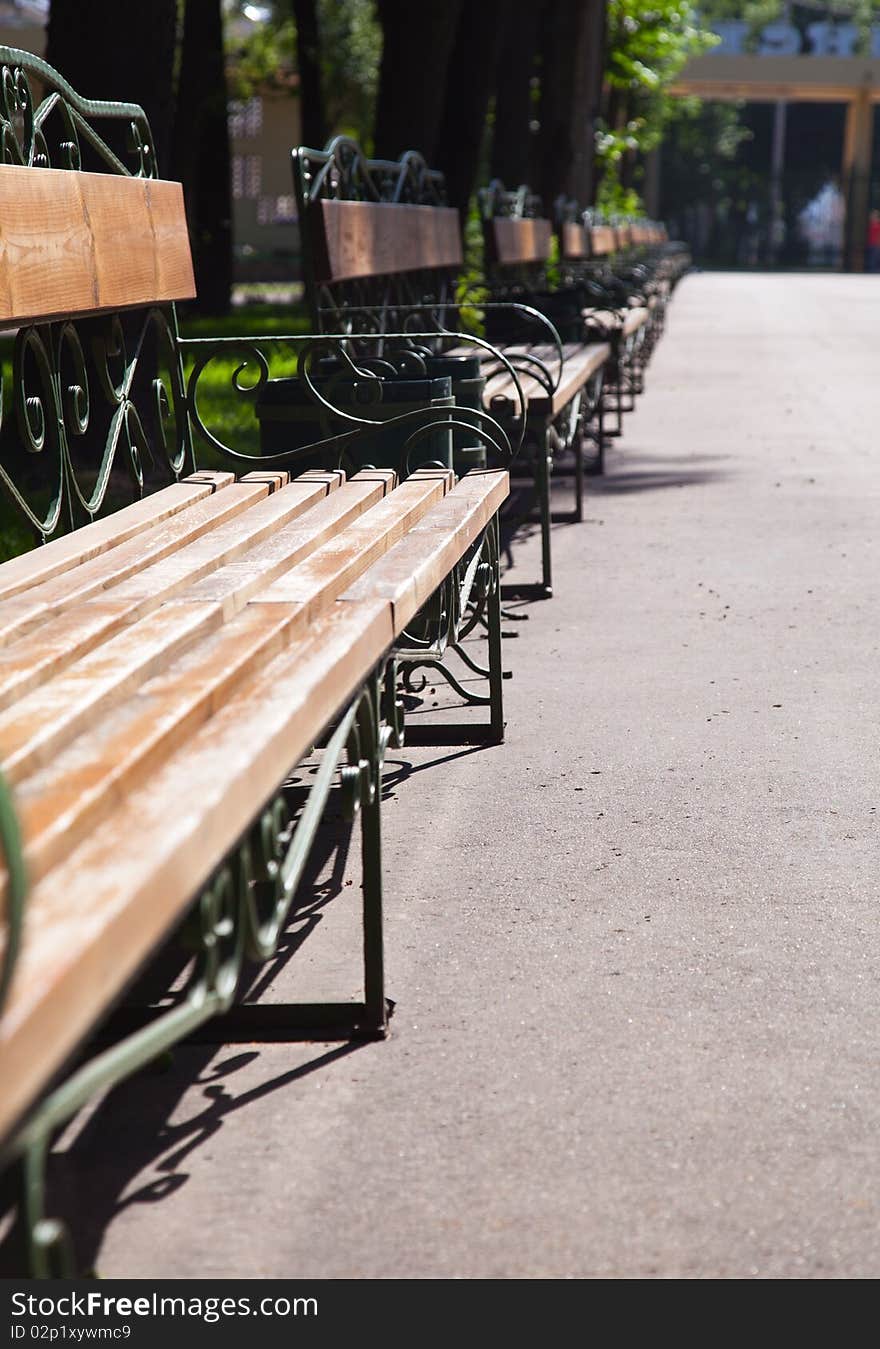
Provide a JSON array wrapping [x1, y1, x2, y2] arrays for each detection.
[[66, 273, 880, 1278]]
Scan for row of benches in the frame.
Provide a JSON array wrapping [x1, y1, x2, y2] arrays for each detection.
[[291, 137, 687, 593], [0, 46, 685, 1275]]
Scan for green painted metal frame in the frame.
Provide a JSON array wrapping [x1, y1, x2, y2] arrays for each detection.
[[0, 506, 506, 1273], [0, 661, 392, 1275], [292, 137, 576, 596], [0, 46, 510, 1276]]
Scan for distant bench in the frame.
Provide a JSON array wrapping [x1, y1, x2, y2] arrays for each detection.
[[291, 137, 612, 596], [0, 46, 509, 1276]]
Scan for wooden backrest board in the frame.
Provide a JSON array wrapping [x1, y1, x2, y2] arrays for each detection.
[[486, 217, 553, 268], [560, 221, 591, 260], [311, 198, 463, 284], [589, 225, 618, 257], [0, 163, 196, 326]]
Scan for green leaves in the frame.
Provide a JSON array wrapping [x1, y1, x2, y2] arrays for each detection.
[[597, 0, 718, 214]]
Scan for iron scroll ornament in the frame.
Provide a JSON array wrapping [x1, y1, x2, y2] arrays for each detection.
[[0, 48, 183, 544], [1, 308, 191, 542], [182, 331, 524, 476], [0, 47, 156, 177]]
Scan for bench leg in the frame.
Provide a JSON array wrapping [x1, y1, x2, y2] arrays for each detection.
[[574, 419, 585, 520], [397, 518, 507, 743], [358, 675, 387, 1033], [1, 1134, 76, 1278], [486, 514, 505, 742], [537, 427, 553, 596]]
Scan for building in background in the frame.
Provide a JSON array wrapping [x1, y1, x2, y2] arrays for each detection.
[[229, 88, 301, 281], [670, 8, 880, 271]]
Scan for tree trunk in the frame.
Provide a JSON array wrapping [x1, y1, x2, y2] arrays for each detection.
[[373, 0, 463, 162], [533, 0, 605, 214], [292, 0, 327, 149], [490, 5, 542, 189], [45, 0, 178, 174], [570, 0, 607, 207], [173, 0, 233, 316], [433, 2, 506, 216]]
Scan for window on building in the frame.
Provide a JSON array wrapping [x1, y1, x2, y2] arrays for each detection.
[[229, 97, 263, 140], [232, 154, 262, 200], [256, 195, 298, 225]]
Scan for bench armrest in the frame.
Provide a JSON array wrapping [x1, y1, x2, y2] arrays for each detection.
[[180, 330, 525, 471]]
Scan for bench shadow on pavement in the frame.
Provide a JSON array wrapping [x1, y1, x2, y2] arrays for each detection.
[[0, 803, 373, 1275], [586, 450, 732, 496], [499, 455, 731, 594], [0, 731, 498, 1277]]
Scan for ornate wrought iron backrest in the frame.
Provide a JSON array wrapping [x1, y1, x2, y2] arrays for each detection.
[[292, 136, 463, 337], [0, 46, 196, 546], [478, 179, 552, 297]]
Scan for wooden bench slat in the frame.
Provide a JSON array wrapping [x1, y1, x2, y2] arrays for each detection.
[[339, 470, 508, 631], [0, 472, 451, 811], [0, 597, 395, 1143], [11, 472, 501, 894], [171, 473, 400, 617], [0, 165, 196, 325], [0, 477, 396, 784], [590, 225, 618, 256], [486, 217, 553, 266], [483, 341, 610, 418], [0, 601, 222, 786], [560, 221, 590, 260], [17, 602, 307, 887], [105, 477, 346, 605], [622, 306, 649, 336], [0, 476, 234, 607], [0, 474, 343, 706], [251, 470, 453, 608], [0, 482, 275, 649]]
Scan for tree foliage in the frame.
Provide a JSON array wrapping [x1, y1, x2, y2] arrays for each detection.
[[597, 0, 717, 214], [226, 0, 380, 144]]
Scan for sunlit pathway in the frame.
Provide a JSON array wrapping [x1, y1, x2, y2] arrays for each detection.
[[80, 273, 880, 1278]]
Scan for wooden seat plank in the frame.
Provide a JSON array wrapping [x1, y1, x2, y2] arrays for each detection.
[[0, 601, 223, 785], [0, 482, 277, 648], [0, 597, 395, 1143], [339, 470, 508, 631], [252, 470, 453, 609], [622, 306, 649, 336], [15, 602, 311, 887], [171, 472, 407, 618], [0, 471, 449, 803], [482, 341, 610, 418], [0, 472, 348, 706], [96, 476, 347, 605], [0, 476, 398, 784], [0, 472, 348, 658], [0, 475, 235, 607]]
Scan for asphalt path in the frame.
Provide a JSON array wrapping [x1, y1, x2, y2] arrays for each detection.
[[61, 272, 880, 1278]]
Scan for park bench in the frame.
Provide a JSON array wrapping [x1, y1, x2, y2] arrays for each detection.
[[0, 47, 509, 1276], [555, 213, 657, 440], [487, 194, 689, 448], [477, 182, 633, 503], [291, 138, 611, 597]]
